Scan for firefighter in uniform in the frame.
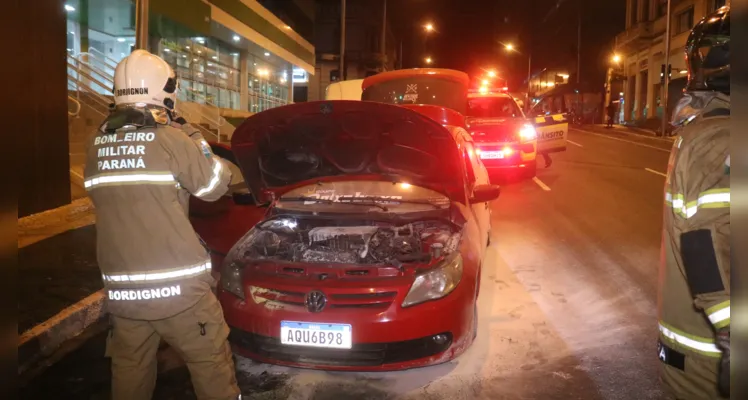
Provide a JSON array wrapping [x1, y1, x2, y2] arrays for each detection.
[[658, 5, 730, 400], [84, 50, 241, 399]]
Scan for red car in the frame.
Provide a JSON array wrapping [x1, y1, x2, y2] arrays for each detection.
[[466, 90, 539, 179], [190, 100, 499, 371]]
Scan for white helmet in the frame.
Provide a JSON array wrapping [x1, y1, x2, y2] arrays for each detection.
[[113, 49, 177, 110]]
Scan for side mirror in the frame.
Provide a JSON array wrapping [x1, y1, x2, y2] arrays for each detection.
[[469, 184, 501, 204], [232, 191, 256, 205]]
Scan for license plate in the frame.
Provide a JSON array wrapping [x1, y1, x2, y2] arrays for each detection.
[[479, 151, 504, 159], [280, 321, 353, 349]]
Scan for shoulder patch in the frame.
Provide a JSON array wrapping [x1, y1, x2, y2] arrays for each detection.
[[199, 140, 212, 159]]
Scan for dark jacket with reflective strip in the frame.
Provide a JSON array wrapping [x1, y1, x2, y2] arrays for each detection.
[[84, 110, 231, 320], [658, 105, 729, 391]]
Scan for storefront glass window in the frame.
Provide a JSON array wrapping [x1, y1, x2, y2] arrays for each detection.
[[65, 0, 297, 111]]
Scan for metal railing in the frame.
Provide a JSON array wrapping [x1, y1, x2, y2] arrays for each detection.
[[66, 50, 229, 143], [67, 55, 113, 116], [67, 96, 81, 117], [176, 87, 229, 143], [86, 47, 119, 72]]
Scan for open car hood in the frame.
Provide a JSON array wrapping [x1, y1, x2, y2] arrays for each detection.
[[230, 100, 466, 204]]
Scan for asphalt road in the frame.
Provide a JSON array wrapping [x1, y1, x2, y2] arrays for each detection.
[[20, 127, 675, 400]]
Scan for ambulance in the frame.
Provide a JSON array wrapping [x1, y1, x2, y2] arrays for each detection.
[[465, 88, 538, 179]]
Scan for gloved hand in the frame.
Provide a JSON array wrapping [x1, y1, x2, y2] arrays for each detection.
[[716, 327, 729, 397]]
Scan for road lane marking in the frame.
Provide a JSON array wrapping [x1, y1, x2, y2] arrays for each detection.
[[571, 128, 671, 153], [532, 176, 551, 191], [610, 128, 676, 143], [645, 168, 667, 177], [567, 139, 583, 147]]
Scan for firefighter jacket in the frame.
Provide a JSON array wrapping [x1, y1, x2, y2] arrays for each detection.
[[84, 107, 232, 320], [658, 102, 730, 399]]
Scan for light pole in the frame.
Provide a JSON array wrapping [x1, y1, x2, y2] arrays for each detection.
[[505, 43, 532, 112], [339, 0, 346, 81], [661, 0, 672, 137], [604, 53, 622, 124], [135, 0, 149, 50]]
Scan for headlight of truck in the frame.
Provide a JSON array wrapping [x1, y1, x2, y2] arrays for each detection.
[[402, 253, 463, 307]]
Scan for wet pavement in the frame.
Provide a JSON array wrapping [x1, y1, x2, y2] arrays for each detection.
[[20, 128, 675, 399], [18, 224, 101, 334]]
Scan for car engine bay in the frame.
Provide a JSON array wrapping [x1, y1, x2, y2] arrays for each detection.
[[236, 217, 461, 265]]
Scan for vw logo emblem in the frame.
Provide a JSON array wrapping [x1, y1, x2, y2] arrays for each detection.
[[305, 290, 327, 313], [320, 103, 333, 114]]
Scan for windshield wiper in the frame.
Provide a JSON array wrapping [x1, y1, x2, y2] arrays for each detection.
[[279, 196, 389, 212], [336, 196, 444, 209]]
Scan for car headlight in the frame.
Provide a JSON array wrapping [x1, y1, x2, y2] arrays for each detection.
[[221, 260, 246, 300], [519, 124, 537, 142], [402, 253, 463, 307]]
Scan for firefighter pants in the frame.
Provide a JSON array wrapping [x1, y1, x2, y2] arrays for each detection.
[[106, 292, 240, 400]]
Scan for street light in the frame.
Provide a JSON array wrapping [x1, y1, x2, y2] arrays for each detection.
[[505, 43, 532, 111], [425, 56, 433, 64], [424, 23, 434, 32], [612, 54, 621, 63], [487, 70, 497, 78]]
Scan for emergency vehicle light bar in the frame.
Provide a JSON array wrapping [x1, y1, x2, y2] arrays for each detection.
[[468, 86, 509, 94]]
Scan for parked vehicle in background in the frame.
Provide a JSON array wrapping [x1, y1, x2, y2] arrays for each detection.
[[465, 89, 538, 179], [325, 79, 364, 100]]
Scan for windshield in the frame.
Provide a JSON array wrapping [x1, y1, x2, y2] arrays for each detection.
[[467, 96, 523, 118], [361, 76, 467, 114], [276, 181, 450, 214]]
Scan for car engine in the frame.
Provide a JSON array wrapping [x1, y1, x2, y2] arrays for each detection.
[[236, 218, 461, 265]]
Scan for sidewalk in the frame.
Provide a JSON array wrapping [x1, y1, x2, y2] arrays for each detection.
[[19, 197, 105, 374]]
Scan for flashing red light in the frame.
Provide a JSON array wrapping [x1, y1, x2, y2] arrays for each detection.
[[469, 86, 509, 94], [519, 124, 537, 141]]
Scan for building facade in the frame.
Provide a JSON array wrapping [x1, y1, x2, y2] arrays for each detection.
[[20, 0, 317, 218], [307, 0, 400, 102], [614, 0, 727, 124], [528, 69, 571, 101], [65, 0, 315, 113]]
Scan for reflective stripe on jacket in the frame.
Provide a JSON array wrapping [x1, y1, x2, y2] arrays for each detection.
[[84, 109, 231, 320]]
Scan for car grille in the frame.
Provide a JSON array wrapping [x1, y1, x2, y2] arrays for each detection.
[[250, 286, 398, 309], [229, 327, 453, 367]]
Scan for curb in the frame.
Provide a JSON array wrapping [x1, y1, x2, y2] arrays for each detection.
[[18, 290, 107, 375]]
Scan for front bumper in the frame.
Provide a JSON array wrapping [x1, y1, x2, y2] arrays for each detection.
[[475, 141, 537, 170], [218, 272, 476, 371]]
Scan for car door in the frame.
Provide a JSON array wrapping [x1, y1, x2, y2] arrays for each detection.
[[530, 95, 568, 154], [456, 132, 490, 255]]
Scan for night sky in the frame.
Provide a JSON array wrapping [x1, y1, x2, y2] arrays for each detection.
[[389, 0, 626, 90]]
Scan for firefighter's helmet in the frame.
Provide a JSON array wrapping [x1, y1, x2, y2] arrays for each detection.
[[684, 5, 729, 95], [112, 50, 178, 110]]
